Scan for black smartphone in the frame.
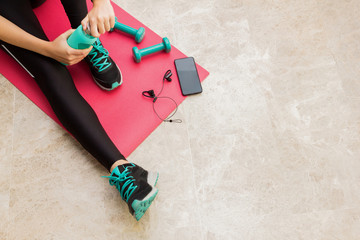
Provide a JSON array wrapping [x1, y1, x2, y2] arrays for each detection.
[[174, 57, 202, 96]]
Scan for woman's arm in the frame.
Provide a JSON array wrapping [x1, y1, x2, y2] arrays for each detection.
[[0, 15, 91, 65]]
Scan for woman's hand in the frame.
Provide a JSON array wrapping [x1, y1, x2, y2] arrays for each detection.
[[81, 0, 115, 38], [45, 29, 92, 65]]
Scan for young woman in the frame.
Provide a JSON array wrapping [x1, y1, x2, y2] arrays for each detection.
[[0, 0, 158, 221]]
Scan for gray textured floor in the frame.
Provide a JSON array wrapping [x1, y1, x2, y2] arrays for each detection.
[[1, 0, 360, 239]]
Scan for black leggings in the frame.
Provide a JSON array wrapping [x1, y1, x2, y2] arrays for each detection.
[[0, 0, 125, 172]]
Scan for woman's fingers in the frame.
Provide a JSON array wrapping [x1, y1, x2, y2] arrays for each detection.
[[104, 19, 111, 32], [97, 18, 106, 35], [89, 18, 100, 38], [69, 46, 92, 56], [81, 16, 89, 31], [109, 15, 115, 29], [62, 29, 75, 38], [68, 47, 92, 65]]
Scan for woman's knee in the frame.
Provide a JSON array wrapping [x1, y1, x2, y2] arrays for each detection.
[[33, 59, 75, 92], [30, 0, 47, 9]]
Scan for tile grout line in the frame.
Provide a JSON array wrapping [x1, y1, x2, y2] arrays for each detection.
[[183, 106, 206, 240], [169, 3, 206, 237], [171, 1, 206, 233], [7, 87, 16, 240]]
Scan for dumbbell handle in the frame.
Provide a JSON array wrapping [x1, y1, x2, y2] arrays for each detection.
[[113, 21, 137, 36], [139, 43, 165, 57]]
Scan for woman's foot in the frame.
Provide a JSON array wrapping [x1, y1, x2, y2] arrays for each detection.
[[85, 39, 122, 91], [103, 163, 159, 221]]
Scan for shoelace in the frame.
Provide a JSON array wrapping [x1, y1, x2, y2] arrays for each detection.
[[88, 40, 112, 72], [102, 166, 138, 202]]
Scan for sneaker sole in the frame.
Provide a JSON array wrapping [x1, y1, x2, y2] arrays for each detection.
[[147, 171, 159, 187], [131, 187, 158, 221], [92, 63, 123, 91]]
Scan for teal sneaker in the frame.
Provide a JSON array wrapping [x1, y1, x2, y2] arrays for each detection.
[[103, 163, 159, 221], [85, 39, 122, 91]]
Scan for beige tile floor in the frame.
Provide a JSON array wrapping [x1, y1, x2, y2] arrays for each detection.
[[1, 0, 360, 239]]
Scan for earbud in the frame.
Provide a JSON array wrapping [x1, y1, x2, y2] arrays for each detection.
[[164, 70, 172, 82], [147, 90, 156, 97], [142, 89, 156, 98]]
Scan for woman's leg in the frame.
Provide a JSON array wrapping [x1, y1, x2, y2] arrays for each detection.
[[0, 0, 125, 172], [0, 0, 158, 220], [60, 0, 88, 29]]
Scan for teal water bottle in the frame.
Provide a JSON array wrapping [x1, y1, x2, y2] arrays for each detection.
[[67, 25, 97, 49]]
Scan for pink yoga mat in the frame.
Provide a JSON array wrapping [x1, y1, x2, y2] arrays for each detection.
[[0, 0, 209, 157]]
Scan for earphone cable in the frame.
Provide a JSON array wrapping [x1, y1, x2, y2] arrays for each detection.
[[150, 70, 182, 123], [152, 96, 182, 123]]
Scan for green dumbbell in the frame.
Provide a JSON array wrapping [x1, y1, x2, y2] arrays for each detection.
[[110, 17, 145, 43], [132, 37, 171, 63]]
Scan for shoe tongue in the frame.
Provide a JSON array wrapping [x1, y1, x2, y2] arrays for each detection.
[[110, 163, 135, 176], [118, 163, 135, 173]]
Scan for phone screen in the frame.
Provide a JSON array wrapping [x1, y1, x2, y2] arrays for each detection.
[[174, 57, 202, 96]]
